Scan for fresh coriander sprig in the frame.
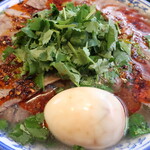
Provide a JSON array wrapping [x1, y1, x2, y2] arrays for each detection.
[[128, 113, 150, 137], [3, 3, 132, 89]]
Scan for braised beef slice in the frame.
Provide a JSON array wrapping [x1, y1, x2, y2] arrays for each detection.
[[26, 0, 48, 9], [19, 84, 56, 114], [0, 89, 11, 98], [0, 83, 57, 123], [44, 75, 60, 86], [0, 14, 13, 36], [5, 9, 30, 19], [0, 104, 31, 123], [0, 98, 21, 113]]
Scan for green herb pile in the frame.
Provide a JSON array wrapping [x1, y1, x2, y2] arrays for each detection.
[[9, 113, 50, 145], [3, 2, 132, 89], [0, 113, 50, 145], [128, 113, 150, 138]]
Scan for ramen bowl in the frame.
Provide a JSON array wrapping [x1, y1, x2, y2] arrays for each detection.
[[0, 0, 150, 150]]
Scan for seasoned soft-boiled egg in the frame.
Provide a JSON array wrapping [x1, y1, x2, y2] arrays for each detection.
[[44, 87, 128, 149]]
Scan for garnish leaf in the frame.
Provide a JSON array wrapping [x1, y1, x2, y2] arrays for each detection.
[[128, 113, 150, 138], [2, 47, 15, 60], [73, 145, 85, 150], [0, 120, 8, 130], [9, 113, 50, 145], [107, 20, 118, 51], [145, 35, 150, 47], [52, 62, 80, 86]]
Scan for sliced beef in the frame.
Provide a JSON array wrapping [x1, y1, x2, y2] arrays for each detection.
[[19, 84, 56, 114], [0, 77, 61, 123], [0, 98, 21, 113], [0, 84, 56, 123], [44, 75, 60, 86], [0, 14, 13, 36], [0, 89, 10, 98], [0, 75, 60, 115], [0, 104, 31, 123], [26, 0, 48, 9], [5, 9, 30, 19], [0, 79, 36, 114]]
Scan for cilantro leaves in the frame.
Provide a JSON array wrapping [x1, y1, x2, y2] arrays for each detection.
[[9, 113, 50, 145], [128, 113, 150, 138], [3, 3, 132, 89], [145, 35, 150, 47], [73, 145, 85, 150], [0, 120, 8, 131]]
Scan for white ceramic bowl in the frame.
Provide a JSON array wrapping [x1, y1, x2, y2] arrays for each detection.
[[0, 0, 150, 150]]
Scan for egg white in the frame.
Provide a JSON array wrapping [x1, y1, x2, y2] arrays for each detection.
[[44, 87, 127, 150]]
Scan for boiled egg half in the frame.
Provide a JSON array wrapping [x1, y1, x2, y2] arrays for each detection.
[[44, 87, 128, 149]]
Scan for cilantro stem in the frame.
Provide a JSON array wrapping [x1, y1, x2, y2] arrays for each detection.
[[53, 30, 60, 48], [115, 22, 121, 34], [85, 8, 96, 20], [68, 42, 78, 57], [63, 7, 67, 20], [54, 24, 76, 29]]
